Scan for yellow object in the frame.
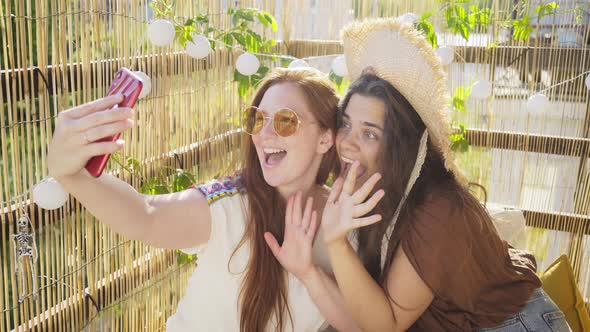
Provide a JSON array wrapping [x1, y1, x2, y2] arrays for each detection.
[[540, 255, 590, 332]]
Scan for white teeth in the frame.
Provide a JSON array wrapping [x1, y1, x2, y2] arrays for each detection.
[[341, 157, 354, 164], [264, 148, 286, 154]]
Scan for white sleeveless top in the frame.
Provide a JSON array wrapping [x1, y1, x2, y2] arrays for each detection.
[[166, 179, 335, 332]]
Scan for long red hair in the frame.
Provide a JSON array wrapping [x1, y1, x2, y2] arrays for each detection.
[[235, 68, 340, 332]]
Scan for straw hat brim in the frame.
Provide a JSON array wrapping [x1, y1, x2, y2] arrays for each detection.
[[341, 18, 467, 186]]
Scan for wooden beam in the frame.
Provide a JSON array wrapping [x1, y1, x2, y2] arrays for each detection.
[[464, 128, 590, 157], [3, 42, 589, 102]]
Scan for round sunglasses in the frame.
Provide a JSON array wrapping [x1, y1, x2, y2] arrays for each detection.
[[241, 106, 314, 137]]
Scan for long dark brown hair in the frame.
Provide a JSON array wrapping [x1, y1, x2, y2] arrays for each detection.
[[338, 72, 491, 287], [235, 68, 339, 332]]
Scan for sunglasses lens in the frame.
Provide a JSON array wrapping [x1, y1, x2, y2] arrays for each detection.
[[274, 109, 299, 137], [242, 107, 263, 134]]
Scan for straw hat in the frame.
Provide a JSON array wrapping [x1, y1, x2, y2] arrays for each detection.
[[341, 17, 468, 269]]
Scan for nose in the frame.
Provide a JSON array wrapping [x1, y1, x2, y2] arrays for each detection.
[[258, 116, 277, 137], [337, 129, 360, 152]]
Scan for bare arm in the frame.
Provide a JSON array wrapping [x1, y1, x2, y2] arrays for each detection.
[[321, 162, 433, 331], [299, 265, 361, 332], [264, 193, 360, 331], [328, 240, 433, 332], [49, 95, 211, 249], [58, 171, 211, 248]]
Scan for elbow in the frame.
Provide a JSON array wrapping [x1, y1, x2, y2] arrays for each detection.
[[132, 195, 159, 244]]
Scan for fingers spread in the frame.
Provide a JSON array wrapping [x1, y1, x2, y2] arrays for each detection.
[[301, 197, 313, 231], [327, 177, 344, 204], [285, 195, 294, 225], [353, 189, 385, 218], [354, 214, 383, 228], [306, 212, 318, 241], [264, 232, 281, 258], [293, 191, 303, 225], [342, 161, 359, 195], [352, 172, 382, 205]]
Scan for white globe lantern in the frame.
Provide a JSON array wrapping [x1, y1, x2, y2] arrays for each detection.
[[585, 73, 590, 90], [435, 46, 454, 66], [236, 53, 260, 76], [331, 55, 348, 77], [398, 12, 419, 25], [471, 80, 492, 99], [33, 178, 69, 210], [526, 93, 550, 112], [288, 59, 309, 69], [147, 19, 176, 47], [133, 71, 152, 99], [186, 34, 211, 59]]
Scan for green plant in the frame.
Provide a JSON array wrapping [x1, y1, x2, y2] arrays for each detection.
[[450, 85, 471, 153], [149, 1, 279, 98], [109, 152, 198, 265]]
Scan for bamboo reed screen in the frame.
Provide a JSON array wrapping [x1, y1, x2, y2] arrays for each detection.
[[1, 0, 589, 331]]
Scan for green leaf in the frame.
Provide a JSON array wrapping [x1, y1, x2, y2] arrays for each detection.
[[126, 158, 141, 172], [257, 12, 269, 27], [512, 15, 533, 41], [535, 2, 559, 21], [452, 86, 471, 111], [231, 32, 247, 47], [420, 12, 433, 20], [453, 5, 467, 21], [172, 169, 196, 192], [196, 14, 209, 25], [222, 33, 234, 47], [204, 27, 217, 35], [416, 17, 438, 48], [176, 251, 197, 265], [329, 70, 344, 88], [264, 12, 278, 32]]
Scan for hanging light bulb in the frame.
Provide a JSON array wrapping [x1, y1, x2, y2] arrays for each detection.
[[526, 93, 550, 112], [147, 19, 176, 47], [331, 55, 348, 77], [471, 80, 492, 99], [288, 59, 309, 69], [33, 178, 69, 210], [435, 46, 455, 66], [236, 53, 260, 76], [133, 71, 152, 99], [186, 34, 211, 59]]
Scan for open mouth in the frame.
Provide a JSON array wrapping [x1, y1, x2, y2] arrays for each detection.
[[340, 156, 367, 179], [263, 148, 287, 168]]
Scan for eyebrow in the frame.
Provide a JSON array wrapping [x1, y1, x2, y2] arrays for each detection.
[[341, 113, 384, 131]]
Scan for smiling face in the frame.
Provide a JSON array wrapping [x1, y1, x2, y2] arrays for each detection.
[[251, 82, 334, 195], [336, 93, 386, 190]]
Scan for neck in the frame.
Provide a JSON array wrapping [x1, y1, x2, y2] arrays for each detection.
[[277, 155, 323, 200]]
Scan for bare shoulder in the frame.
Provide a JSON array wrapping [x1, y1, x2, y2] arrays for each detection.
[[142, 173, 244, 249]]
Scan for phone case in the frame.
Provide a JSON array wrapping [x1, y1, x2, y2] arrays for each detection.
[[85, 68, 143, 177]]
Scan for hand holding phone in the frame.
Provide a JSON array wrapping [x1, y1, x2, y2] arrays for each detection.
[[85, 68, 143, 177]]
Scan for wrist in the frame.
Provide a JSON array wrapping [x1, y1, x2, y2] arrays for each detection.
[[326, 237, 350, 251], [298, 265, 321, 286]]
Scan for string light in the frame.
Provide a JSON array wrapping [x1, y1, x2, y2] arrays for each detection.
[[185, 34, 211, 59], [331, 55, 348, 77], [471, 80, 492, 99], [236, 53, 260, 76]]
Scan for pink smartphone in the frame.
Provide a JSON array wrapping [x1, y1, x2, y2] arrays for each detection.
[[85, 68, 143, 177]]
